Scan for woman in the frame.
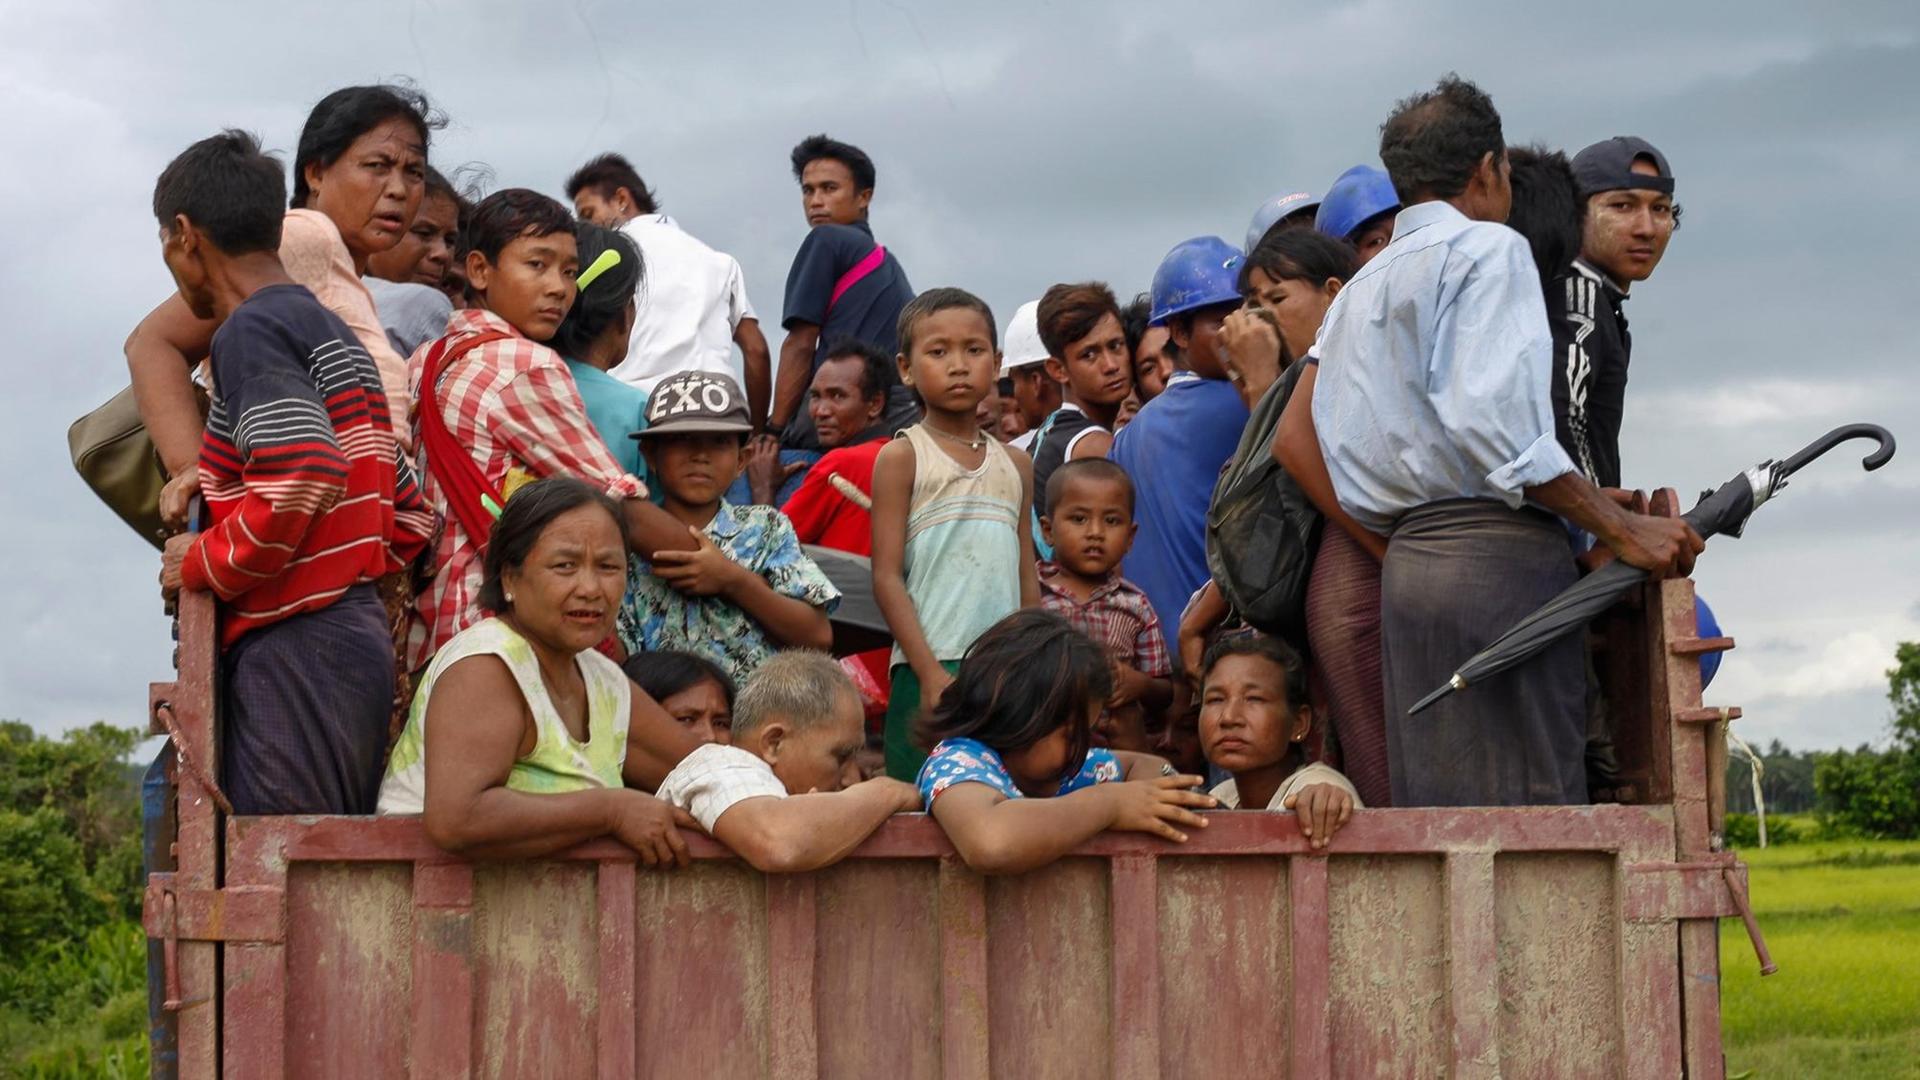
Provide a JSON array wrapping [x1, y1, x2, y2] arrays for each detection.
[[622, 650, 736, 746], [378, 477, 703, 864], [131, 83, 443, 488], [364, 165, 465, 358]]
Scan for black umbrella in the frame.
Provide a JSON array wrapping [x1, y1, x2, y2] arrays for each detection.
[[1408, 423, 1897, 715], [803, 544, 894, 657]]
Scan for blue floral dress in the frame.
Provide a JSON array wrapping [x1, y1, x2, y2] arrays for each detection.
[[917, 737, 1123, 808]]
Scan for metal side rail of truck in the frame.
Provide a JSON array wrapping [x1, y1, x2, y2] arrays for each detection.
[[140, 564, 1773, 1078]]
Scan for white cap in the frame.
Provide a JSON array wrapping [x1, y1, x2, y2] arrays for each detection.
[[997, 300, 1048, 379]]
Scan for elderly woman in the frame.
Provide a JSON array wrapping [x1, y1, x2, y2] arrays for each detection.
[[378, 477, 703, 865]]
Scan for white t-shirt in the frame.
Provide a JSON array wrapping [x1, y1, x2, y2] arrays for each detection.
[[610, 214, 757, 394], [1209, 762, 1363, 810], [655, 743, 788, 831]]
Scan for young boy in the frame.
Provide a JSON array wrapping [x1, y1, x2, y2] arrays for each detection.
[[151, 130, 430, 814], [1037, 459, 1173, 752], [407, 188, 690, 671], [620, 370, 838, 685], [656, 651, 920, 872], [871, 288, 1039, 781]]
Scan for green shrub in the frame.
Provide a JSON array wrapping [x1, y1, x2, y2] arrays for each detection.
[[1725, 811, 1799, 848]]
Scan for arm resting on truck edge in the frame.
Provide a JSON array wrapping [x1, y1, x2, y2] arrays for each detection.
[[125, 292, 218, 475], [707, 778, 922, 873], [928, 777, 1215, 876], [769, 322, 820, 433], [1271, 363, 1388, 562], [422, 654, 692, 865]]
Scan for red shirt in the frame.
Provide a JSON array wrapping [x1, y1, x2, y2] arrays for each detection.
[[782, 436, 887, 554]]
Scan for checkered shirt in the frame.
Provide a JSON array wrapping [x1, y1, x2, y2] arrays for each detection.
[[405, 309, 646, 669], [1036, 561, 1172, 678]]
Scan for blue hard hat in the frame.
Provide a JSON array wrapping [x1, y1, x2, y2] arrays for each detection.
[[1149, 236, 1246, 326], [1244, 190, 1320, 254], [1315, 165, 1400, 241], [1695, 594, 1723, 690]]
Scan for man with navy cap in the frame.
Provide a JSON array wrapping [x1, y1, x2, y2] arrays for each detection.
[[1552, 136, 1680, 491]]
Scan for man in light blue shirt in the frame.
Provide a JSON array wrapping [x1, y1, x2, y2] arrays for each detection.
[[1311, 76, 1701, 808]]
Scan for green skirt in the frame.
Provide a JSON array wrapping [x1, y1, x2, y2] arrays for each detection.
[[884, 661, 961, 782]]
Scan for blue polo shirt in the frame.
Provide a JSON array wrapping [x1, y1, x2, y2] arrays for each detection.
[[1108, 372, 1250, 635]]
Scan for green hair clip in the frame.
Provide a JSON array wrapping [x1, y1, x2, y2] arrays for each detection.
[[575, 248, 622, 293]]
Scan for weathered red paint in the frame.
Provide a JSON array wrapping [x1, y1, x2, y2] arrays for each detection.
[[146, 579, 1757, 1078]]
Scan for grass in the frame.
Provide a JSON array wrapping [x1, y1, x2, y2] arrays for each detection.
[[1721, 830, 1920, 1079]]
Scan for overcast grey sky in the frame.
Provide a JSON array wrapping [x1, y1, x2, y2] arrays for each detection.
[[2, 0, 1914, 750]]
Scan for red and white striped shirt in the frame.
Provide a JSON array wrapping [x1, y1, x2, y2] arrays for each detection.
[[405, 308, 646, 669]]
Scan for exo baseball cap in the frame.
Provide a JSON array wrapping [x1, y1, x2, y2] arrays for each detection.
[[998, 300, 1048, 378], [1570, 136, 1674, 198], [634, 370, 753, 439]]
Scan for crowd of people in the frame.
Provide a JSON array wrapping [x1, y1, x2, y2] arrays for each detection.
[[134, 71, 1699, 873]]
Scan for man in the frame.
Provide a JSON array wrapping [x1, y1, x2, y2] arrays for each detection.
[[999, 299, 1060, 453], [1244, 187, 1320, 254], [1315, 164, 1401, 267], [1553, 136, 1680, 492], [752, 340, 892, 552], [1120, 292, 1172, 404], [773, 135, 919, 492], [655, 651, 920, 873], [1310, 76, 1701, 808], [1029, 281, 1132, 547], [1108, 236, 1252, 639], [567, 154, 773, 426]]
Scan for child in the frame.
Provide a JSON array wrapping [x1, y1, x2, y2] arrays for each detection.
[[1037, 459, 1173, 752], [622, 650, 736, 746], [655, 651, 920, 873], [620, 370, 838, 685], [917, 610, 1216, 874], [871, 288, 1040, 782], [1197, 634, 1361, 849]]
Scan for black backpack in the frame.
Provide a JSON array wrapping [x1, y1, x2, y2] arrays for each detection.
[[1204, 363, 1322, 646]]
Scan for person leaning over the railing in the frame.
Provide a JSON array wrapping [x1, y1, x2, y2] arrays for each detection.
[[655, 651, 920, 873], [377, 477, 705, 865], [151, 129, 430, 816]]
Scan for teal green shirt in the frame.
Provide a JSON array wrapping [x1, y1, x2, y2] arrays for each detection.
[[565, 358, 649, 486]]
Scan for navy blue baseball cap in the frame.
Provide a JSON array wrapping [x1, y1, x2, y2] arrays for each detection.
[[1571, 136, 1674, 198]]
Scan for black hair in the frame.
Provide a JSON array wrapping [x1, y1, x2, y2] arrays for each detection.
[[478, 476, 623, 613], [918, 609, 1112, 771], [1119, 292, 1153, 352], [1045, 458, 1135, 518], [550, 223, 645, 359], [1504, 144, 1584, 289], [291, 84, 442, 209], [1378, 74, 1505, 206], [621, 650, 737, 711], [818, 337, 893, 403], [897, 287, 997, 355], [464, 188, 576, 264], [790, 133, 877, 192], [564, 152, 660, 214], [422, 165, 470, 226], [152, 130, 286, 255], [1201, 633, 1311, 720], [1237, 228, 1360, 295], [1036, 281, 1122, 360]]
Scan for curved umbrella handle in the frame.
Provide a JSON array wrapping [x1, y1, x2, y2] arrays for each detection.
[[1778, 423, 1896, 478]]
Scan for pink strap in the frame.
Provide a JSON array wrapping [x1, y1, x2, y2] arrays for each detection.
[[828, 245, 887, 312]]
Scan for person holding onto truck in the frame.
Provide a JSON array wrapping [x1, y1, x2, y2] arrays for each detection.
[[1038, 459, 1173, 753], [870, 288, 1038, 781], [655, 651, 922, 873], [619, 370, 838, 685], [1309, 75, 1702, 807], [621, 650, 736, 747], [1028, 282, 1134, 559], [917, 610, 1215, 875], [378, 477, 704, 864], [1198, 635, 1360, 850], [151, 129, 432, 816]]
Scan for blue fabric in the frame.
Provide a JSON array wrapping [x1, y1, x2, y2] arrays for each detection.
[[1108, 372, 1249, 636], [1310, 200, 1580, 534], [564, 358, 650, 486], [917, 737, 1122, 807], [775, 448, 823, 506], [779, 220, 917, 452]]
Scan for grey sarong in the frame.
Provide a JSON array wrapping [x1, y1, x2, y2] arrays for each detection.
[[1380, 500, 1585, 807]]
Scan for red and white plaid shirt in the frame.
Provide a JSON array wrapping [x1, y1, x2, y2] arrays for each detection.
[[405, 309, 646, 669], [1037, 561, 1172, 678]]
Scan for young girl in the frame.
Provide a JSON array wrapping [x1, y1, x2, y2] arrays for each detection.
[[871, 288, 1040, 781], [1197, 634, 1361, 849], [918, 610, 1215, 875]]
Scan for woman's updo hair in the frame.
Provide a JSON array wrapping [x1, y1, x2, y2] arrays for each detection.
[[477, 476, 624, 613], [917, 609, 1112, 775], [550, 222, 645, 359], [291, 83, 445, 209]]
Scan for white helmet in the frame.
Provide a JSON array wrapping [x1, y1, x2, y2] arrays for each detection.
[[997, 300, 1048, 379]]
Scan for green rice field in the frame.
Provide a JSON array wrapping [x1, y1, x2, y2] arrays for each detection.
[[1721, 829, 1920, 1078]]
